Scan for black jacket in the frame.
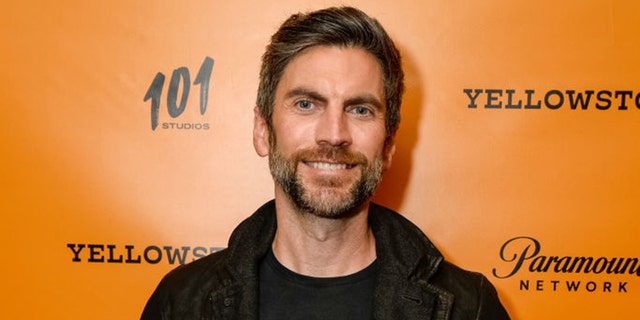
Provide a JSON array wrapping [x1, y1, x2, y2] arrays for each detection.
[[141, 201, 510, 319]]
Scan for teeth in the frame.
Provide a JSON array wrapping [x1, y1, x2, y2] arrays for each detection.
[[309, 162, 349, 170]]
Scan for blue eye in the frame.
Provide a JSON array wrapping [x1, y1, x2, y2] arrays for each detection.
[[297, 100, 313, 110], [352, 106, 372, 116]]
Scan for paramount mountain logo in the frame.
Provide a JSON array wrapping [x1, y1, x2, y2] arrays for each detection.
[[493, 236, 637, 293]]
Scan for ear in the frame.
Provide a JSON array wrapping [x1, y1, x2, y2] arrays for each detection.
[[383, 138, 396, 170], [253, 107, 270, 157]]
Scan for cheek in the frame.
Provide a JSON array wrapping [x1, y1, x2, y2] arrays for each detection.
[[273, 118, 315, 147], [354, 125, 387, 150], [271, 124, 305, 154]]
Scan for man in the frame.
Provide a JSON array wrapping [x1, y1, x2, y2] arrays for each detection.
[[141, 6, 510, 319]]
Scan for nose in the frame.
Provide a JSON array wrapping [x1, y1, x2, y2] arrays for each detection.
[[315, 107, 352, 147]]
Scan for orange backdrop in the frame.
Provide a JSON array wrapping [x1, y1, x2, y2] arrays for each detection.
[[1, 1, 639, 319]]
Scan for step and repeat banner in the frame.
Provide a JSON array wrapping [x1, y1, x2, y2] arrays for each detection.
[[2, 1, 638, 319]]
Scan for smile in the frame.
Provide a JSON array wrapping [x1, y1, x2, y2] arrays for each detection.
[[305, 162, 354, 170]]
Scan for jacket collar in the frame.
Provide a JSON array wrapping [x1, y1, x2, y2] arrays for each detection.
[[220, 200, 453, 319], [367, 203, 453, 319], [368, 202, 444, 281], [224, 200, 445, 282], [225, 200, 444, 280], [224, 200, 277, 279]]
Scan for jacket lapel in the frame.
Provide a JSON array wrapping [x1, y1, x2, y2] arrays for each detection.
[[369, 203, 454, 319]]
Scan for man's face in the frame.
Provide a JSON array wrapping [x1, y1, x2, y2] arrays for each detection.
[[254, 45, 395, 219]]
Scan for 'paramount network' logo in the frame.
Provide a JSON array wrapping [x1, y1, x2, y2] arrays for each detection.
[[493, 236, 636, 293]]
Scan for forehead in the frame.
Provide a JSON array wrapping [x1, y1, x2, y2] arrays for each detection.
[[276, 45, 384, 102]]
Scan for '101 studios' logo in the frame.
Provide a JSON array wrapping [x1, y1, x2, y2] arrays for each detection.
[[143, 56, 214, 131]]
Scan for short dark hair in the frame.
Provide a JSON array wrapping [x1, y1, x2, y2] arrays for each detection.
[[256, 6, 404, 143]]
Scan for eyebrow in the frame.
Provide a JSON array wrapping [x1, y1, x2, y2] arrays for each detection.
[[285, 87, 328, 104], [285, 87, 384, 110]]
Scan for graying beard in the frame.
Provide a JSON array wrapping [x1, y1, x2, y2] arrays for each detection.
[[269, 149, 383, 219]]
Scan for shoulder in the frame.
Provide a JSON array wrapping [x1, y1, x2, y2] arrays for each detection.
[[369, 203, 510, 318], [140, 249, 232, 319], [140, 200, 278, 319], [431, 260, 487, 295], [431, 260, 510, 319], [159, 249, 232, 292]]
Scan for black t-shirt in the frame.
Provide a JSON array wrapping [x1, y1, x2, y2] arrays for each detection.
[[259, 249, 377, 320]]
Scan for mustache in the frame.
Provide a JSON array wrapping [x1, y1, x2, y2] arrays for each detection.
[[292, 146, 368, 166]]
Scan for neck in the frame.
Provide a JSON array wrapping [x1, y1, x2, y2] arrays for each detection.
[[272, 189, 376, 277]]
